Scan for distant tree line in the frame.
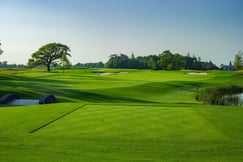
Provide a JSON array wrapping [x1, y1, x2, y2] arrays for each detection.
[[0, 43, 25, 68], [105, 50, 218, 70], [0, 61, 25, 68], [73, 62, 104, 68]]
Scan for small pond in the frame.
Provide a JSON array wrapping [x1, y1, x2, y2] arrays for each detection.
[[8, 99, 39, 105], [197, 85, 243, 106], [223, 93, 243, 106]]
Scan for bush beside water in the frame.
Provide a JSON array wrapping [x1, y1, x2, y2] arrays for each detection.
[[196, 85, 243, 106]]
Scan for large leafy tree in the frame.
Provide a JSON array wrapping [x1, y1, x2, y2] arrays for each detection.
[[28, 43, 71, 72], [234, 51, 243, 70]]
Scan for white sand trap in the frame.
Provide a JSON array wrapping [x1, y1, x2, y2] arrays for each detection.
[[119, 72, 128, 74], [97, 72, 128, 75], [187, 72, 207, 75], [8, 99, 39, 105], [99, 72, 112, 75]]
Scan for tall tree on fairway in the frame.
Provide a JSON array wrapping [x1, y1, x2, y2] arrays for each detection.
[[60, 53, 72, 74], [29, 43, 71, 72], [234, 51, 243, 70]]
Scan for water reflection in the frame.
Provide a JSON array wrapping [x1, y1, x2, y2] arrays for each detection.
[[223, 93, 243, 106]]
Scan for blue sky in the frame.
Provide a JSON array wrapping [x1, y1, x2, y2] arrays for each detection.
[[0, 0, 243, 65]]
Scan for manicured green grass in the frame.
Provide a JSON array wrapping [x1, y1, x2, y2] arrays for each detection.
[[0, 68, 242, 161], [1, 104, 243, 161]]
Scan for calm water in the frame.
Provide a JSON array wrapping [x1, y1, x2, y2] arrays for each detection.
[[238, 93, 243, 106], [223, 93, 243, 106]]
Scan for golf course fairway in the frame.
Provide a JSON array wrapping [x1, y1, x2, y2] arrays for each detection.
[[0, 68, 242, 162]]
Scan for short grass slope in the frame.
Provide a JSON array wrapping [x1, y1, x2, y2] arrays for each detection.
[[0, 68, 242, 161]]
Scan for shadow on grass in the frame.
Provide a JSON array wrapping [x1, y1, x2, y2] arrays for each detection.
[[0, 72, 210, 104], [57, 89, 157, 103]]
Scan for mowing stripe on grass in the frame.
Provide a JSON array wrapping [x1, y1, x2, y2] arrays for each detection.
[[29, 104, 87, 134], [193, 108, 230, 139]]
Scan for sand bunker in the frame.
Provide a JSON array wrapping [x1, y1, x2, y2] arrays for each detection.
[[99, 72, 112, 75], [95, 71, 128, 75], [187, 72, 207, 75]]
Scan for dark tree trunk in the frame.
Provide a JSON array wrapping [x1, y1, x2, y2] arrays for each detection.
[[47, 64, 51, 72]]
